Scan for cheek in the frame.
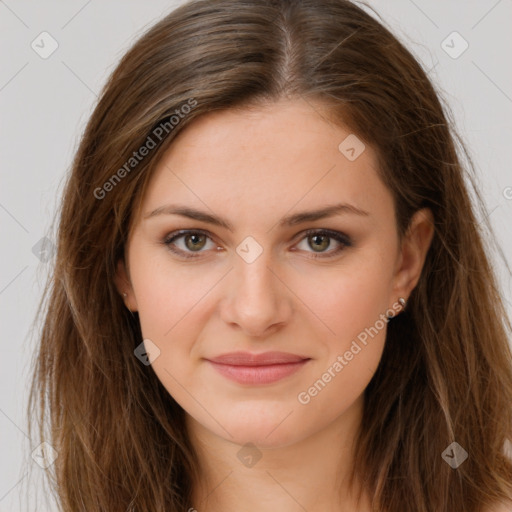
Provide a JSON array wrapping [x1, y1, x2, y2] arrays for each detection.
[[293, 287, 388, 431], [129, 247, 206, 338], [131, 255, 208, 404], [290, 254, 391, 399], [294, 254, 393, 348], [129, 249, 226, 402]]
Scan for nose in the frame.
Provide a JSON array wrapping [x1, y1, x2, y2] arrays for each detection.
[[219, 250, 293, 338]]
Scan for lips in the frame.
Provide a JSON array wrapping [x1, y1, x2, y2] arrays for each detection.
[[208, 351, 308, 365], [206, 351, 311, 385]]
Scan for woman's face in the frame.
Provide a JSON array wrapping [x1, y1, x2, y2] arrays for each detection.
[[117, 98, 430, 448]]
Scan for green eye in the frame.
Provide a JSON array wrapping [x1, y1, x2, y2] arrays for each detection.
[[294, 229, 352, 258]]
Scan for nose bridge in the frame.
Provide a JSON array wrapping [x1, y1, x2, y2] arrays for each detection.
[[235, 242, 280, 304], [222, 239, 291, 335]]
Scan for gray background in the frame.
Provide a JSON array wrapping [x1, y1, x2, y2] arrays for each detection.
[[1, 1, 511, 510]]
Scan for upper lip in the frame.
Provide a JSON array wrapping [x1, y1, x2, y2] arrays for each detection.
[[207, 351, 310, 366]]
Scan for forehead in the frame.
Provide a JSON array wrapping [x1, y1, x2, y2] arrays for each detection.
[[140, 98, 392, 228]]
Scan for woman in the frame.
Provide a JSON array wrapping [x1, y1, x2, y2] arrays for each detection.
[[28, 0, 512, 510]]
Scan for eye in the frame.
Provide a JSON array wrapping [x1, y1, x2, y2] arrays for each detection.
[[162, 229, 352, 259], [163, 229, 217, 258], [293, 229, 352, 259]]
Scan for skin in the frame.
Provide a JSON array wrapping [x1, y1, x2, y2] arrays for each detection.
[[115, 97, 435, 512]]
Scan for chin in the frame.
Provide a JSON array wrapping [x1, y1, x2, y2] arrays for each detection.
[[227, 426, 301, 450], [212, 407, 309, 449]]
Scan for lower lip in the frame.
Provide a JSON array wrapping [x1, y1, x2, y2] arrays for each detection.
[[207, 360, 310, 385]]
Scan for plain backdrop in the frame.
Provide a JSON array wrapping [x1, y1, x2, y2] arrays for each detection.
[[1, 1, 511, 510]]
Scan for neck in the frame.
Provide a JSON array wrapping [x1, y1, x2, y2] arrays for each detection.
[[186, 395, 371, 512]]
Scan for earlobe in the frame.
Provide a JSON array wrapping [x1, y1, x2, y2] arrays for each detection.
[[392, 207, 435, 301], [114, 258, 138, 312]]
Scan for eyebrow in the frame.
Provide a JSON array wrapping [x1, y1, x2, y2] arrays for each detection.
[[144, 202, 369, 231]]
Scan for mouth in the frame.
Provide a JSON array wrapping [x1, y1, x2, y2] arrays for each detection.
[[205, 351, 311, 385]]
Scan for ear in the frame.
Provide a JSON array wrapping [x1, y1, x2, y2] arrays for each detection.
[[114, 258, 138, 312], [391, 208, 435, 306]]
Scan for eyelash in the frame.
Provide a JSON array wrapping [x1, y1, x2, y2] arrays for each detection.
[[162, 228, 352, 260]]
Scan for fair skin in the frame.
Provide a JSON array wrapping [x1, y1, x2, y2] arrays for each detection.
[[115, 98, 435, 512]]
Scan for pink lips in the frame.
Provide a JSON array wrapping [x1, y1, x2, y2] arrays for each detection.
[[206, 351, 310, 385]]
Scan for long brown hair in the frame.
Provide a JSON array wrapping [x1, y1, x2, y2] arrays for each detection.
[[27, 0, 512, 510]]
